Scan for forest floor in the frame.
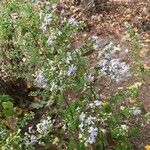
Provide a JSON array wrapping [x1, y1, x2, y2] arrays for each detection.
[[0, 0, 149, 149]]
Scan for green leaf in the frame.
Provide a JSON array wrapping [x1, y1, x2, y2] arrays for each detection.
[[3, 109, 14, 116], [129, 128, 140, 137], [0, 94, 12, 103], [2, 101, 14, 109]]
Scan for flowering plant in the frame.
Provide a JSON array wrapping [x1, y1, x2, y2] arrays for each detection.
[[0, 0, 148, 150]]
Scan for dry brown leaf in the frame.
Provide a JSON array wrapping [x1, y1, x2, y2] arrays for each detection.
[[6, 116, 18, 130]]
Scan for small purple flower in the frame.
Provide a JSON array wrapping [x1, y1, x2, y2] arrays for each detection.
[[91, 35, 98, 41], [85, 116, 96, 125], [40, 23, 47, 33], [79, 122, 84, 131], [80, 112, 86, 122], [98, 58, 130, 82], [68, 18, 78, 25], [51, 4, 57, 10], [94, 100, 102, 106], [88, 73, 94, 82], [87, 126, 98, 144], [34, 71, 47, 88], [24, 134, 38, 146], [66, 64, 77, 76], [133, 107, 141, 116], [47, 37, 53, 46], [44, 13, 52, 25], [99, 59, 108, 66]]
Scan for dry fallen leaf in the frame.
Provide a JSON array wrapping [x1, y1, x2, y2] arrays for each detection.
[[27, 81, 32, 89], [6, 116, 18, 130], [82, 33, 88, 38], [145, 145, 150, 150]]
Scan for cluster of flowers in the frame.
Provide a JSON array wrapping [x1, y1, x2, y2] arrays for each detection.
[[34, 69, 62, 93], [37, 49, 83, 91], [34, 70, 48, 89], [68, 17, 78, 26], [32, 0, 82, 90], [120, 105, 141, 116], [34, 47, 83, 89], [38, 1, 56, 33], [65, 49, 82, 76], [78, 100, 102, 144], [24, 117, 52, 147], [90, 35, 103, 50], [78, 97, 139, 145], [38, 1, 59, 48], [97, 42, 131, 82], [121, 105, 142, 116]]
